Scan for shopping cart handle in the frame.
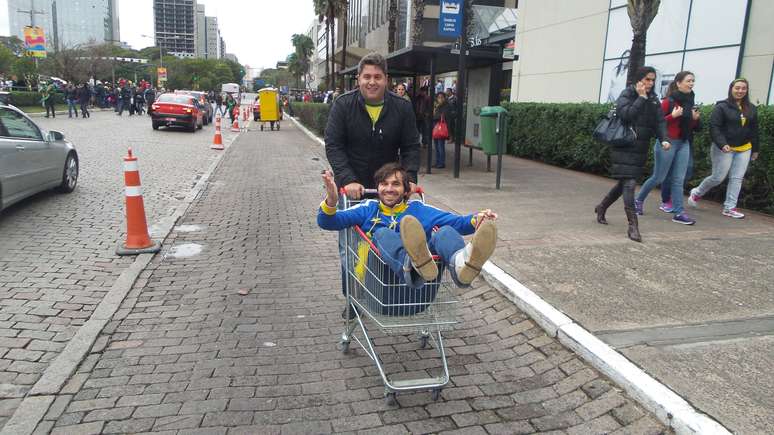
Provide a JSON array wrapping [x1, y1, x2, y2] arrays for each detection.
[[338, 187, 378, 198]]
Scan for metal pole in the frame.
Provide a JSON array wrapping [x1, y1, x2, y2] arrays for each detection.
[[453, 25, 467, 178], [427, 55, 435, 174], [495, 112, 503, 190]]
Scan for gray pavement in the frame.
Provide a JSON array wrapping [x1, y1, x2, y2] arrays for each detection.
[[414, 142, 774, 434], [28, 121, 665, 434], [0, 108, 240, 430]]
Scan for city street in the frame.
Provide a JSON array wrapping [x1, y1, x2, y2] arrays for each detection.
[[2, 116, 665, 434], [0, 107, 240, 431]]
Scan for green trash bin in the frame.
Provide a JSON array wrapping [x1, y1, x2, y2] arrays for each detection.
[[479, 106, 508, 155]]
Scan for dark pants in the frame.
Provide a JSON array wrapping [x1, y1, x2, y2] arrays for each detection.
[[80, 103, 90, 118], [605, 178, 637, 210], [45, 99, 56, 117]]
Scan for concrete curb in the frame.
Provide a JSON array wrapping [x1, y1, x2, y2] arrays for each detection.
[[0, 123, 238, 435], [291, 115, 731, 435], [480, 262, 731, 435]]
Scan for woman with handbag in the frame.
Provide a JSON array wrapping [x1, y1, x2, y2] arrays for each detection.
[[687, 78, 759, 219], [633, 71, 701, 225], [431, 93, 452, 168], [594, 66, 671, 242]]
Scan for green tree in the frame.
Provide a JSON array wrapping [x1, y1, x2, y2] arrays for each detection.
[[0, 45, 16, 76], [0, 36, 25, 56], [13, 56, 38, 89], [626, 0, 661, 86], [291, 33, 314, 88]]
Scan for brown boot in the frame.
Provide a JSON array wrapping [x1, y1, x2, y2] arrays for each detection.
[[594, 193, 616, 225], [624, 207, 642, 242]]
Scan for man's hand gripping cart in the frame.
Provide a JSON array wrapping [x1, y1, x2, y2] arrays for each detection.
[[338, 188, 459, 406]]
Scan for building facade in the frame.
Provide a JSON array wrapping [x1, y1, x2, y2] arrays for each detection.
[[194, 3, 206, 58], [510, 0, 774, 105], [153, 0, 196, 58], [8, 0, 120, 50], [205, 16, 220, 59]]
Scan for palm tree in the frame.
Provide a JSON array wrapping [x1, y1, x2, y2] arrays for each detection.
[[291, 33, 315, 89], [411, 0, 426, 46], [313, 0, 333, 89], [625, 0, 661, 86]]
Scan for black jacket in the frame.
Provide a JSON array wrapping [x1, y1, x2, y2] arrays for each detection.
[[432, 102, 452, 124], [710, 100, 759, 153], [325, 89, 420, 188], [610, 86, 669, 179]]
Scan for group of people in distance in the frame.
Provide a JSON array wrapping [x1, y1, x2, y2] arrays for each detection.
[[595, 66, 760, 242]]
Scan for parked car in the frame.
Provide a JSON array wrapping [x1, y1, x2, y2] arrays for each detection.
[[150, 93, 203, 132], [0, 103, 78, 212], [175, 90, 213, 125]]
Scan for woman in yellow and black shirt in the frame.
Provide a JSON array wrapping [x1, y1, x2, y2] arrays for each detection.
[[688, 78, 759, 219]]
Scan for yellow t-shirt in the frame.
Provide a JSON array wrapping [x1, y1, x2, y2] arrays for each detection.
[[731, 105, 752, 152], [365, 103, 383, 127]]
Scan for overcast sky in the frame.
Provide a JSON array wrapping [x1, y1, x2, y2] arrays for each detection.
[[0, 0, 317, 72]]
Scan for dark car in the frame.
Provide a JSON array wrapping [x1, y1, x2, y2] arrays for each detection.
[[175, 90, 212, 125], [150, 93, 203, 132]]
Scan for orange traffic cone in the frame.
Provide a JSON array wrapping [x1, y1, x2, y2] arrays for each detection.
[[242, 106, 248, 121], [230, 116, 240, 132], [116, 148, 161, 255], [211, 115, 224, 150]]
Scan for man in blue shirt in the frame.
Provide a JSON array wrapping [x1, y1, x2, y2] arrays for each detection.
[[319, 163, 497, 290]]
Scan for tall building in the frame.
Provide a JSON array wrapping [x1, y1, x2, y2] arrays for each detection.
[[153, 0, 196, 58], [205, 16, 220, 59], [194, 3, 206, 58], [8, 0, 120, 50]]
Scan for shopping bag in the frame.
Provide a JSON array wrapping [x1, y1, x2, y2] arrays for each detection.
[[432, 115, 449, 140]]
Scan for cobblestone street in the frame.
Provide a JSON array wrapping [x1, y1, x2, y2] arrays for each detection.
[[0, 109, 238, 430], [23, 121, 666, 434]]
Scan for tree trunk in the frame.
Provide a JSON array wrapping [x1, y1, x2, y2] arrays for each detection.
[[411, 0, 425, 46], [626, 32, 647, 86], [388, 0, 397, 52]]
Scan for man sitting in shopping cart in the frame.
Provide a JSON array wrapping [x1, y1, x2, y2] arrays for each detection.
[[318, 163, 497, 289]]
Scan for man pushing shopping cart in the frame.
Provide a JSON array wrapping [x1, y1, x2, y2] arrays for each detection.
[[318, 162, 498, 404]]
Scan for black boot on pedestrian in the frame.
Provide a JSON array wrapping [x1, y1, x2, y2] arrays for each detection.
[[624, 207, 642, 242], [594, 194, 616, 225]]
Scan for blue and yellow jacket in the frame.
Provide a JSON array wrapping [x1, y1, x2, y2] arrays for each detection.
[[318, 199, 477, 238]]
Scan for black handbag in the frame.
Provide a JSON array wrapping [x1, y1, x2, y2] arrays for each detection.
[[593, 107, 637, 147]]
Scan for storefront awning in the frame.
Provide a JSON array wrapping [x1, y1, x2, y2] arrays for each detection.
[[340, 44, 505, 77]]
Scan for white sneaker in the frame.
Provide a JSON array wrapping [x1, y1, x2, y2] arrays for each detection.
[[722, 208, 745, 219], [687, 188, 701, 208]]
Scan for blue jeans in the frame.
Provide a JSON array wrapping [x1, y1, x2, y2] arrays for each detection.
[[372, 226, 465, 289], [67, 98, 78, 117], [433, 139, 446, 167], [695, 147, 751, 210], [636, 139, 691, 214], [661, 151, 693, 203]]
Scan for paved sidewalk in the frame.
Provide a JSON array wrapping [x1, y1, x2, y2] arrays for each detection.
[[33, 123, 665, 434], [413, 142, 774, 434]]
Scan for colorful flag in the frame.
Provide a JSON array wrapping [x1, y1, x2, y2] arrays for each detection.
[[23, 26, 47, 58]]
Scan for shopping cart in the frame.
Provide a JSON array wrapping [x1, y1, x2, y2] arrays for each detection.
[[338, 188, 460, 405]]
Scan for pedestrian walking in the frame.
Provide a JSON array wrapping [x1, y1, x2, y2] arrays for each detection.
[[65, 84, 79, 118], [415, 87, 432, 148], [634, 71, 701, 225], [118, 84, 131, 116], [688, 78, 760, 219], [594, 66, 671, 242], [42, 81, 56, 118], [134, 88, 145, 115], [145, 87, 156, 116], [431, 92, 451, 168], [214, 92, 224, 116], [78, 83, 91, 118], [324, 52, 420, 318], [226, 94, 236, 123]]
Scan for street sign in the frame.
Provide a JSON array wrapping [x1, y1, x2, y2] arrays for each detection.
[[439, 1, 463, 38]]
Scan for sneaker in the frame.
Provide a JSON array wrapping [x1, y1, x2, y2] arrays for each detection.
[[634, 199, 644, 216], [687, 189, 701, 208], [658, 201, 674, 213], [672, 213, 696, 225], [400, 215, 438, 281], [722, 208, 745, 219], [453, 220, 498, 285]]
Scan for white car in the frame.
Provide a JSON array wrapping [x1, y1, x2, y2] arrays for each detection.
[[0, 104, 78, 212]]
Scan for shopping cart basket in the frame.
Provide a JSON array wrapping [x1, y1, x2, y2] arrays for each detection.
[[338, 188, 460, 405]]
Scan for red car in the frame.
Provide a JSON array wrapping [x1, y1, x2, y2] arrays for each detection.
[[151, 93, 204, 132]]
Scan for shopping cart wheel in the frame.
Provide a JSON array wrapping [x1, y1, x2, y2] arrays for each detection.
[[338, 340, 350, 354], [431, 388, 442, 401], [384, 391, 397, 406]]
